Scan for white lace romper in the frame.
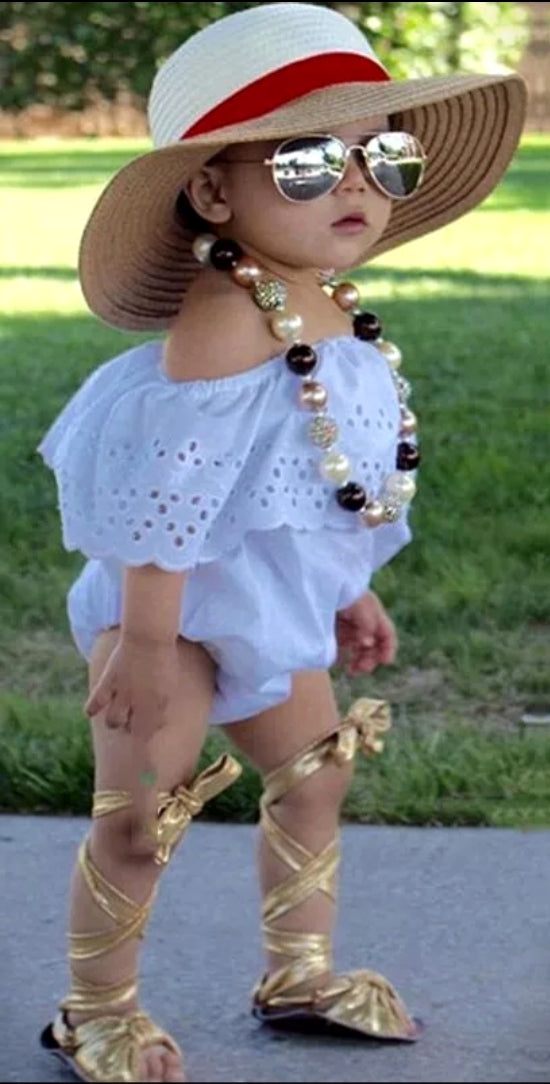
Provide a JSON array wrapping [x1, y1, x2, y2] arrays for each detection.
[[38, 335, 412, 725]]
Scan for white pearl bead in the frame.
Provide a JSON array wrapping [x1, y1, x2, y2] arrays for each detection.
[[271, 312, 304, 342], [192, 233, 217, 265], [383, 472, 417, 503], [400, 409, 418, 437], [376, 340, 403, 370], [320, 451, 351, 485]]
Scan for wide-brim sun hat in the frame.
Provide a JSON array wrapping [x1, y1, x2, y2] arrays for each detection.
[[79, 1, 527, 332]]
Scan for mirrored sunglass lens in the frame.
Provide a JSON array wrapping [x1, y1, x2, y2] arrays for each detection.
[[273, 137, 345, 201], [366, 133, 425, 198]]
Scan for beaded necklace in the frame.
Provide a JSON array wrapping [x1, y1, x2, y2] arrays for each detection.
[[192, 233, 420, 528]]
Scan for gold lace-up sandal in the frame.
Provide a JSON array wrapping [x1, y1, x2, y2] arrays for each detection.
[[252, 700, 420, 1042], [40, 754, 242, 1082]]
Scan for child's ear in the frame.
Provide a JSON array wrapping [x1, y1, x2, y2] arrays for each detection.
[[186, 165, 232, 225]]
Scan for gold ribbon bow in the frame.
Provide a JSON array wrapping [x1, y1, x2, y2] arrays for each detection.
[[153, 753, 242, 866], [342, 697, 392, 757]]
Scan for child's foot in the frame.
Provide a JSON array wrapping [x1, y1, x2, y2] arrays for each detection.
[[66, 1007, 185, 1082]]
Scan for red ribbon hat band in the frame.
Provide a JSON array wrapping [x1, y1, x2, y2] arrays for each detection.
[[147, 4, 392, 147], [182, 52, 390, 140]]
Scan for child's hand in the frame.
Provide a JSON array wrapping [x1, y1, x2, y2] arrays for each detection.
[[85, 636, 180, 742], [335, 591, 397, 676]]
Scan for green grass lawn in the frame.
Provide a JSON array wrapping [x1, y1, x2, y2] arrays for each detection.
[[1, 135, 549, 824]]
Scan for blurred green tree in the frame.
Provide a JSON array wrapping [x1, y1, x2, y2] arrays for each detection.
[[0, 1, 529, 112]]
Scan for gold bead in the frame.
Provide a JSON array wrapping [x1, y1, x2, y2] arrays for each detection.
[[320, 451, 351, 485], [299, 381, 328, 411], [270, 311, 304, 342], [232, 257, 262, 289], [192, 233, 217, 265], [400, 409, 418, 437], [376, 340, 403, 369], [333, 282, 360, 311], [361, 501, 386, 528]]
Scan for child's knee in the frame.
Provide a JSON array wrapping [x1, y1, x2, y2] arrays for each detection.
[[276, 755, 353, 821], [92, 806, 159, 863]]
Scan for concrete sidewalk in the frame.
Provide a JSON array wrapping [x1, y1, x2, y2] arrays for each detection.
[[1, 816, 549, 1083]]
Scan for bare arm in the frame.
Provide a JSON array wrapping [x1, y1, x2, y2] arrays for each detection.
[[120, 564, 186, 646], [85, 564, 187, 737]]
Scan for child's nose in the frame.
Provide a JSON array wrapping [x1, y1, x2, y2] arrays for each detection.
[[336, 149, 368, 193]]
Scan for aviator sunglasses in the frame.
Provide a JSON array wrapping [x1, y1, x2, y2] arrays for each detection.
[[222, 131, 427, 203]]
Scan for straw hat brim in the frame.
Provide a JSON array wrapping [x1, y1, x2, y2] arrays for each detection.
[[79, 72, 527, 331]]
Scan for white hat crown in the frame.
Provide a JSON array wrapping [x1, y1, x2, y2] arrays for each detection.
[[148, 2, 385, 147]]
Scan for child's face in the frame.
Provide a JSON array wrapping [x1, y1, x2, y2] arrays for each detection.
[[191, 118, 393, 274]]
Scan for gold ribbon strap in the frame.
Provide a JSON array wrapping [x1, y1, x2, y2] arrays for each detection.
[[261, 803, 339, 923], [69, 840, 156, 961], [61, 975, 138, 1016], [92, 791, 133, 819], [256, 731, 348, 999], [154, 753, 242, 866], [255, 931, 333, 1006]]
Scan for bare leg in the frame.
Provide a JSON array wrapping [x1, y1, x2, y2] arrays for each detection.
[[226, 671, 350, 990], [65, 628, 215, 1083], [225, 670, 418, 1041]]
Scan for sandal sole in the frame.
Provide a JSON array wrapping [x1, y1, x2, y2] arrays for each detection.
[[252, 1004, 423, 1042], [40, 1022, 93, 1082]]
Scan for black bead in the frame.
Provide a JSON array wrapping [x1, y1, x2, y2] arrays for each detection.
[[285, 343, 318, 376], [396, 441, 421, 471], [336, 482, 368, 513], [353, 311, 382, 342], [209, 239, 244, 271]]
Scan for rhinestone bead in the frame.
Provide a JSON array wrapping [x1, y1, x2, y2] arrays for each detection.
[[286, 344, 317, 376], [308, 416, 339, 450], [336, 482, 368, 512], [209, 239, 244, 271], [394, 373, 412, 401], [353, 311, 382, 341], [271, 312, 304, 342], [192, 233, 217, 265], [377, 340, 403, 369], [333, 282, 360, 311], [396, 441, 421, 471], [382, 501, 403, 524], [299, 380, 328, 411], [253, 279, 288, 312], [361, 500, 386, 528], [232, 257, 262, 289], [320, 451, 351, 485]]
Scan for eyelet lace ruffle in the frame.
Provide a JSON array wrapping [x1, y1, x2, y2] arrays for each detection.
[[38, 337, 411, 572]]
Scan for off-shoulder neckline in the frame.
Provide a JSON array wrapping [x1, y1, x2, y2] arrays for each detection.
[[154, 334, 363, 392]]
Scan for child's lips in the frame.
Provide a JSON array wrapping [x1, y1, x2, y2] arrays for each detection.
[[331, 213, 369, 233]]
